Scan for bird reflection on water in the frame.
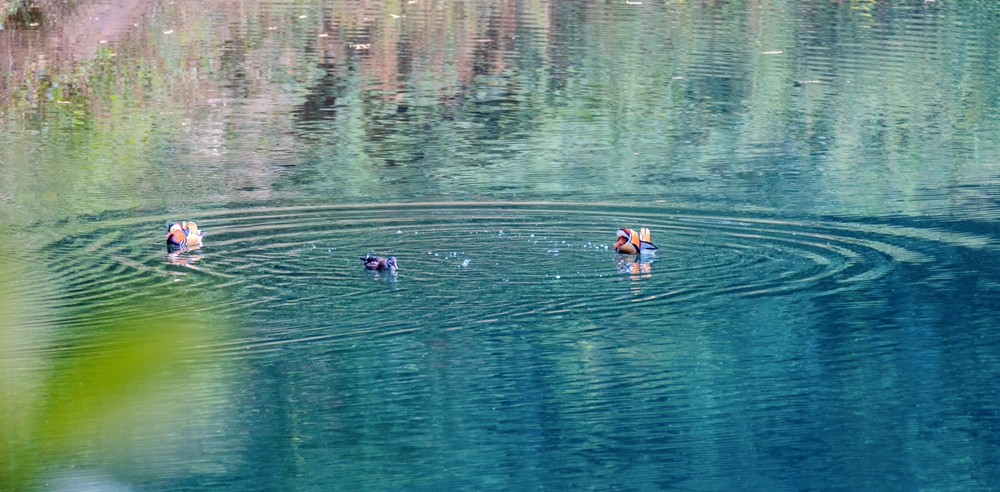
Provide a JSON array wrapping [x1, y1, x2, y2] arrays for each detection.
[[363, 268, 398, 282], [166, 249, 202, 270], [617, 256, 655, 298], [616, 256, 653, 279]]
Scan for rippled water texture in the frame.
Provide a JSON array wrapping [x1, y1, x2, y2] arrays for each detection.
[[4, 0, 1000, 490], [5, 203, 999, 489]]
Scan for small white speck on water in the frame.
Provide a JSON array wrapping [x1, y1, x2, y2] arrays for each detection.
[[530, 234, 534, 237], [397, 230, 403, 234], [555, 275, 561, 279]]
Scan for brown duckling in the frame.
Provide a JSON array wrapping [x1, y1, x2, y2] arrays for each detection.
[[360, 255, 398, 271]]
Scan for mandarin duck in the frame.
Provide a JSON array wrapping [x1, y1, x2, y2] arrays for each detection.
[[360, 255, 398, 271], [167, 221, 205, 250], [613, 227, 658, 254]]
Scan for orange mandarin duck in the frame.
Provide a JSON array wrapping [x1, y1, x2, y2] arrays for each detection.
[[613, 227, 658, 255], [166, 221, 205, 250], [360, 255, 398, 271]]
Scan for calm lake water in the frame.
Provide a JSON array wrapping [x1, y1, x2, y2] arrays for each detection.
[[3, 0, 1000, 490]]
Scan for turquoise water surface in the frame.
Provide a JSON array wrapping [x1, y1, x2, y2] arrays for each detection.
[[3, 0, 1000, 490]]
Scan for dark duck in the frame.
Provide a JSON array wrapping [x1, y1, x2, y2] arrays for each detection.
[[360, 255, 398, 271], [613, 227, 658, 255]]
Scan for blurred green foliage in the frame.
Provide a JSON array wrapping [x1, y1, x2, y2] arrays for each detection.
[[0, 265, 218, 490]]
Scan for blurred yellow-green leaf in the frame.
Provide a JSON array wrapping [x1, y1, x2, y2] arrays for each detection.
[[1, 263, 225, 490]]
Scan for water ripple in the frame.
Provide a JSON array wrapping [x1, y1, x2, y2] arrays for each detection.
[[25, 202, 991, 354]]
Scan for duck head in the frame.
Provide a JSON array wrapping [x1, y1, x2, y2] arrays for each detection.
[[613, 228, 632, 249], [167, 222, 187, 246], [614, 228, 639, 254]]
